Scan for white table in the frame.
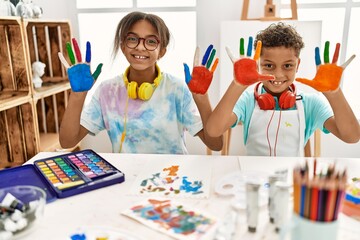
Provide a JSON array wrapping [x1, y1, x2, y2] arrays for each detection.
[[18, 153, 360, 240]]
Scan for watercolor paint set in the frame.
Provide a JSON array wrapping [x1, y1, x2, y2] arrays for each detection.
[[0, 149, 125, 203]]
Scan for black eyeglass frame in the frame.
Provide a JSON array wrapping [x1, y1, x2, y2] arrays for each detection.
[[124, 34, 160, 51]]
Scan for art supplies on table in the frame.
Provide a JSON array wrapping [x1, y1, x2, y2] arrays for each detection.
[[130, 158, 211, 198], [122, 198, 218, 240], [214, 171, 269, 209], [273, 181, 291, 232], [0, 149, 125, 202], [213, 209, 238, 240], [245, 182, 260, 232], [0, 186, 46, 239], [342, 177, 360, 220], [268, 174, 284, 223], [68, 226, 145, 240], [292, 160, 347, 222]]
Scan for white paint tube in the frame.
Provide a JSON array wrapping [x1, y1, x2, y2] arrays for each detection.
[[274, 181, 291, 232], [246, 182, 260, 232], [268, 174, 283, 223]]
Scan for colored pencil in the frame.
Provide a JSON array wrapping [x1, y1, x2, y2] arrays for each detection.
[[299, 170, 307, 217], [293, 169, 301, 215], [304, 177, 311, 218], [313, 158, 317, 177], [333, 170, 347, 220], [325, 176, 337, 221], [309, 176, 319, 221], [317, 177, 326, 221]]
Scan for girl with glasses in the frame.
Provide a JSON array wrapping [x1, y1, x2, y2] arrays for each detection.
[[58, 11, 223, 154]]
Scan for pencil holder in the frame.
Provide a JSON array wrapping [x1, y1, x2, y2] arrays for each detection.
[[279, 213, 339, 240], [285, 161, 347, 240], [292, 161, 346, 222]]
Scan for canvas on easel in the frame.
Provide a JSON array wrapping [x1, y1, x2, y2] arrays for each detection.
[[241, 0, 298, 21]]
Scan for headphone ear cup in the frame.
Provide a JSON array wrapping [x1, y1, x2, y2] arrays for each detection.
[[279, 91, 296, 109], [138, 83, 154, 101], [257, 93, 276, 110], [127, 81, 138, 99]]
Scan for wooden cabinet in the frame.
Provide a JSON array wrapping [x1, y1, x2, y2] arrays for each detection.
[[0, 17, 77, 169]]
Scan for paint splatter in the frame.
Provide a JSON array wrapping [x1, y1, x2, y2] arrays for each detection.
[[139, 165, 203, 196]]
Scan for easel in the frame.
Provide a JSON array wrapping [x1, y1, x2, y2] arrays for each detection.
[[241, 0, 298, 21], [208, 0, 321, 157]]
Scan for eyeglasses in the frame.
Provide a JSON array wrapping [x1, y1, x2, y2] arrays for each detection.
[[125, 34, 160, 51]]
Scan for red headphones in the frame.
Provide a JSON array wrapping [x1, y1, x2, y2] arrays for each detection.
[[254, 82, 297, 110]]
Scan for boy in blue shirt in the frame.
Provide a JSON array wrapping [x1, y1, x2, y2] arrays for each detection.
[[206, 22, 360, 156]]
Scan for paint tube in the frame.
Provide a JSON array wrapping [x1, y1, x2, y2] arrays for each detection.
[[246, 182, 260, 232], [1, 193, 25, 212], [275, 168, 288, 182], [213, 209, 238, 240], [268, 174, 283, 223], [274, 181, 291, 232]]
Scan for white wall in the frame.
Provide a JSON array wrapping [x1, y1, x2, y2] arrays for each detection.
[[34, 0, 79, 38], [35, 0, 360, 157]]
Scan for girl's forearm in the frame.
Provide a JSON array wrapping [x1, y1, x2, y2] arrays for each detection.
[[59, 91, 88, 147], [207, 80, 247, 137]]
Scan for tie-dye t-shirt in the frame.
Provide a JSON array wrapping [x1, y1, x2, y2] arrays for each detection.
[[80, 72, 203, 154]]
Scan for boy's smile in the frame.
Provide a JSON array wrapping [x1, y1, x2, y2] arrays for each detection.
[[259, 46, 300, 97]]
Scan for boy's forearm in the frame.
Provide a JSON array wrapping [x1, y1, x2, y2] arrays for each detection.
[[59, 91, 88, 147], [323, 89, 360, 142]]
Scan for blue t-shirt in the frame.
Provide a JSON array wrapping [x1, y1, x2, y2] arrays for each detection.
[[233, 85, 333, 145], [80, 72, 203, 154]]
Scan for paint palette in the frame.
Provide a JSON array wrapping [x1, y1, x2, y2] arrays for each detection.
[[0, 149, 125, 201]]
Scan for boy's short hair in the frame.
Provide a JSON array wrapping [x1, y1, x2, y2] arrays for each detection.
[[254, 22, 305, 57]]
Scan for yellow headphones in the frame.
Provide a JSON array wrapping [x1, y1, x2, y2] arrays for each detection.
[[123, 65, 162, 101]]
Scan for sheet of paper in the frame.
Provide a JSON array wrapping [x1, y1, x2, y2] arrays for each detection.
[[130, 157, 212, 198], [122, 198, 217, 240]]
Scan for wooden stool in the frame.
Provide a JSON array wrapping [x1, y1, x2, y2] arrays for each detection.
[[206, 128, 232, 155]]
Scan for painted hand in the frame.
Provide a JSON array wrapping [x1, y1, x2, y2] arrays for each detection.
[[58, 38, 103, 92], [226, 37, 275, 86], [183, 45, 219, 94], [296, 41, 355, 92]]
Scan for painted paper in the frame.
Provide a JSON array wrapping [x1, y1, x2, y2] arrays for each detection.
[[123, 199, 217, 240], [130, 158, 212, 198]]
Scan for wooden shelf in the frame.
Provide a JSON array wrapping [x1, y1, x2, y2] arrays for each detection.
[[0, 101, 39, 169], [0, 17, 74, 168], [0, 16, 31, 112], [39, 132, 59, 151], [24, 19, 71, 88], [40, 132, 80, 152], [0, 92, 31, 112], [33, 81, 70, 101]]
